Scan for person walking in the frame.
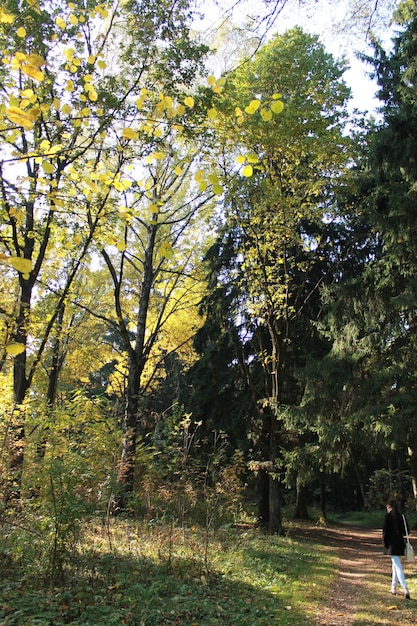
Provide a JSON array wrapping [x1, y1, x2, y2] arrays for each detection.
[[383, 498, 411, 599]]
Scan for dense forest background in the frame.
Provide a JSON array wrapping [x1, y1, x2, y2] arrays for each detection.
[[1, 0, 417, 563]]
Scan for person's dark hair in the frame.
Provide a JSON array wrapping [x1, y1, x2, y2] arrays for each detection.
[[387, 498, 402, 534]]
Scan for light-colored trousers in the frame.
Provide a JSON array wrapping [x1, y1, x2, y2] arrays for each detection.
[[390, 555, 408, 592]]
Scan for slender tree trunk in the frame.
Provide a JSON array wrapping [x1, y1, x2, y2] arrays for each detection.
[[257, 469, 269, 527], [115, 354, 141, 511], [267, 318, 283, 534], [294, 482, 310, 520], [6, 280, 31, 503], [388, 458, 394, 496], [268, 475, 282, 534], [351, 457, 365, 509], [319, 474, 327, 522], [268, 411, 282, 534], [37, 303, 66, 461], [407, 447, 417, 510]]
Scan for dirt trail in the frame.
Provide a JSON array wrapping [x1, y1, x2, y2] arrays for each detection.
[[294, 523, 415, 625]]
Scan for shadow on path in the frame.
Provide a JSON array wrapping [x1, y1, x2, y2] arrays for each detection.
[[292, 523, 416, 626]]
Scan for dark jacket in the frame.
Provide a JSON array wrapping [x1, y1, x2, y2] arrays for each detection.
[[383, 510, 407, 556]]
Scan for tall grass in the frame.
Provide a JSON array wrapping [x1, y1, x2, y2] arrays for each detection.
[[0, 514, 335, 625]]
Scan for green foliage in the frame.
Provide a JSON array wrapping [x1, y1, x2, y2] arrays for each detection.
[[365, 467, 414, 511], [315, 0, 417, 486], [0, 517, 336, 625], [133, 407, 248, 530], [202, 26, 356, 530], [0, 391, 119, 581]]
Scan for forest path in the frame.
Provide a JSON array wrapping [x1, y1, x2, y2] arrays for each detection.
[[293, 522, 417, 625]]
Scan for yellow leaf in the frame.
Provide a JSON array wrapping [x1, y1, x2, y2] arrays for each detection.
[[17, 27, 27, 37], [174, 166, 182, 175], [6, 343, 25, 356], [26, 0, 41, 12], [247, 153, 259, 163], [207, 75, 216, 86], [7, 256, 33, 274], [160, 95, 173, 109], [236, 155, 246, 164], [55, 16, 66, 30], [87, 54, 95, 65], [69, 14, 78, 25], [152, 151, 166, 160], [260, 108, 273, 122], [42, 161, 55, 174], [122, 127, 138, 140], [208, 108, 217, 119], [271, 100, 284, 114], [184, 96, 194, 108], [242, 165, 253, 177], [21, 88, 34, 99], [212, 184, 223, 195], [21, 65, 44, 82], [160, 242, 173, 259], [0, 9, 15, 23], [63, 48, 74, 61], [5, 107, 34, 130], [26, 53, 46, 67], [245, 99, 261, 114], [208, 173, 219, 184], [61, 103, 72, 114]]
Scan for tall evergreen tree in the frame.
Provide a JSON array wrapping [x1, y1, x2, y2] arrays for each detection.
[[306, 0, 417, 511], [197, 28, 354, 531], [360, 0, 417, 503]]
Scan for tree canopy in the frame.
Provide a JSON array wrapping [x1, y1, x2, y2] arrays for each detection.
[[1, 0, 417, 538]]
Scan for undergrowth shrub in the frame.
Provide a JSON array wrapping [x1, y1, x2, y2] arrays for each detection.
[[366, 467, 413, 510]]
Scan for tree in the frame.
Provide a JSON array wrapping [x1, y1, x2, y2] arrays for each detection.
[[299, 0, 417, 513], [211, 27, 353, 531], [0, 0, 219, 503], [99, 147, 221, 509], [355, 0, 417, 504]]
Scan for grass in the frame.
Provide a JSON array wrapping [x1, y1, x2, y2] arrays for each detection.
[[1, 508, 417, 625], [330, 508, 417, 530], [0, 515, 337, 625]]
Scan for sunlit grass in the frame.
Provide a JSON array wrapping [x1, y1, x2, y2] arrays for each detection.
[[0, 516, 336, 625], [2, 509, 417, 625]]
